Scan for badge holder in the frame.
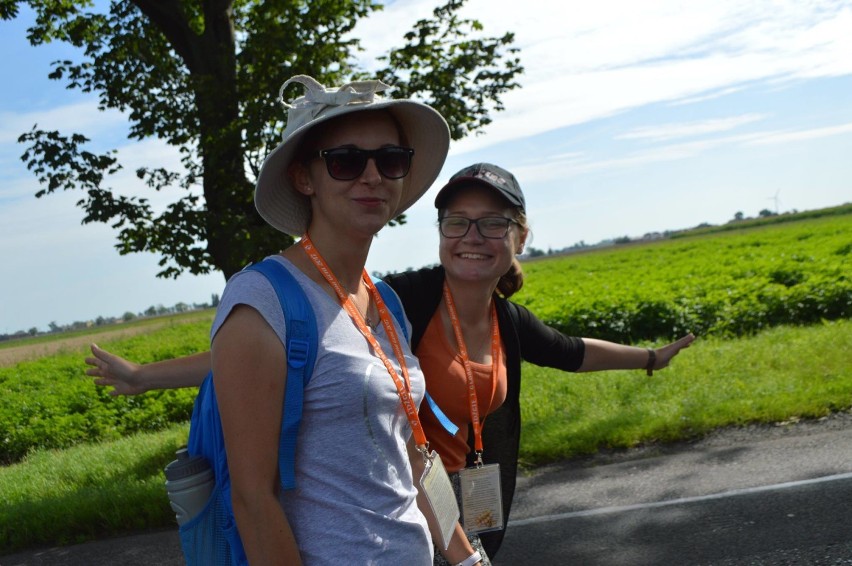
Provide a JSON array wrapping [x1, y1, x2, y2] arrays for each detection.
[[458, 452, 503, 534], [419, 448, 460, 550]]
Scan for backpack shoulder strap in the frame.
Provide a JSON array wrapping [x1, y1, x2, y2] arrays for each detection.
[[245, 258, 317, 490], [374, 278, 409, 343], [373, 278, 458, 436]]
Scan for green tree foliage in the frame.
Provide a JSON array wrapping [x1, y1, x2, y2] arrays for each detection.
[[5, 0, 522, 279]]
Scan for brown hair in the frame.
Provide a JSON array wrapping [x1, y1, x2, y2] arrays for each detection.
[[496, 209, 528, 298]]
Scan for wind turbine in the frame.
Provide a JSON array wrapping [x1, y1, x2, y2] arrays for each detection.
[[768, 189, 782, 214]]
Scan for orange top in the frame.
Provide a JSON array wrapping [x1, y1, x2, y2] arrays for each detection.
[[416, 310, 508, 472]]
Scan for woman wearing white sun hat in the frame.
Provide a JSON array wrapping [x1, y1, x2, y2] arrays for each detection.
[[198, 75, 475, 565]]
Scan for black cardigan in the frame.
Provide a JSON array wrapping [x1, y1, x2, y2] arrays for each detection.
[[383, 265, 585, 557]]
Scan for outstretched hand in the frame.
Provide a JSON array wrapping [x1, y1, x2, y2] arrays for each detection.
[[86, 343, 147, 396], [653, 333, 696, 371]]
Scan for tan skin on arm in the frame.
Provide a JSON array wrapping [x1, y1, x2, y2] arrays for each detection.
[[86, 345, 210, 395], [578, 333, 696, 373], [212, 305, 302, 565]]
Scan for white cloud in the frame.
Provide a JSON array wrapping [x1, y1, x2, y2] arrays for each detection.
[[109, 136, 200, 211], [617, 114, 768, 142], [350, 0, 852, 156], [671, 86, 747, 106], [0, 98, 127, 145], [744, 121, 852, 145], [347, 0, 438, 70], [330, 0, 852, 177], [511, 120, 852, 182]]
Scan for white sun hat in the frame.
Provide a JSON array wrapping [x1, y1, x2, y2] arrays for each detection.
[[255, 75, 451, 236]]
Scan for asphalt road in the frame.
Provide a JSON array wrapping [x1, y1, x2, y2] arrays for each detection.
[[4, 412, 852, 565]]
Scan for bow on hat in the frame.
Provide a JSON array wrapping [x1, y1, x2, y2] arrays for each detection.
[[277, 75, 392, 123]]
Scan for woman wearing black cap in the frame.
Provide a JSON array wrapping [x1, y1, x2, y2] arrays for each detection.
[[384, 163, 694, 561], [87, 162, 694, 564]]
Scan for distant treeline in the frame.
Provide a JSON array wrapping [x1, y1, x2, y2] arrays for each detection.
[[1, 294, 220, 344]]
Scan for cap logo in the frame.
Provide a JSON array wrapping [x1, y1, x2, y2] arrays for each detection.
[[478, 169, 507, 187]]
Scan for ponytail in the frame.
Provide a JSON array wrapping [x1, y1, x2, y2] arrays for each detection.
[[496, 257, 524, 298]]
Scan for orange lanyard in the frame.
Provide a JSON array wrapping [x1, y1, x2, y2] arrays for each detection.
[[299, 234, 428, 448], [442, 281, 501, 463]]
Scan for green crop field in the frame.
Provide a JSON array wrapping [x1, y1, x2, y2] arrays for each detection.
[[0, 319, 210, 465], [1, 208, 850, 553], [515, 213, 850, 341]]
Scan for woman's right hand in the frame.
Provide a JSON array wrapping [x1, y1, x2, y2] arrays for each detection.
[[86, 343, 148, 396]]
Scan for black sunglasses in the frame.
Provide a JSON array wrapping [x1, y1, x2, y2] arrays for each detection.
[[317, 146, 415, 181]]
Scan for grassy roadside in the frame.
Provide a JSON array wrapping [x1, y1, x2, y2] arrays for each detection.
[[1, 424, 189, 553], [519, 318, 852, 464], [2, 319, 851, 554]]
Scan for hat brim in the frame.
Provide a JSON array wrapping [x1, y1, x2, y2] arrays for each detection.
[[255, 100, 450, 237]]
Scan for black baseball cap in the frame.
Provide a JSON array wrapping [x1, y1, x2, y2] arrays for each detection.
[[434, 163, 526, 211]]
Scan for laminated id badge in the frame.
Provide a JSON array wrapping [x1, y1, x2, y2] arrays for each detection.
[[459, 463, 503, 534], [419, 450, 460, 550]]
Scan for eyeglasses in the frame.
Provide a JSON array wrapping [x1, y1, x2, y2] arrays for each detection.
[[439, 216, 520, 239], [317, 146, 415, 181]]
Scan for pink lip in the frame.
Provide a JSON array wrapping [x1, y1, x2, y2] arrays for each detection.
[[354, 197, 385, 208]]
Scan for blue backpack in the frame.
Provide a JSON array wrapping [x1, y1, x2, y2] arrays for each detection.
[[177, 258, 407, 566]]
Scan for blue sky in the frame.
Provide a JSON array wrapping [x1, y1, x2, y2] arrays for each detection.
[[2, 0, 851, 333]]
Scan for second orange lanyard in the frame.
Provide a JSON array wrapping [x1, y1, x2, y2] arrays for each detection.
[[442, 281, 501, 461]]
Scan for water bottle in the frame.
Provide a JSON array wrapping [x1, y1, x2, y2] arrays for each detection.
[[164, 447, 214, 525]]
